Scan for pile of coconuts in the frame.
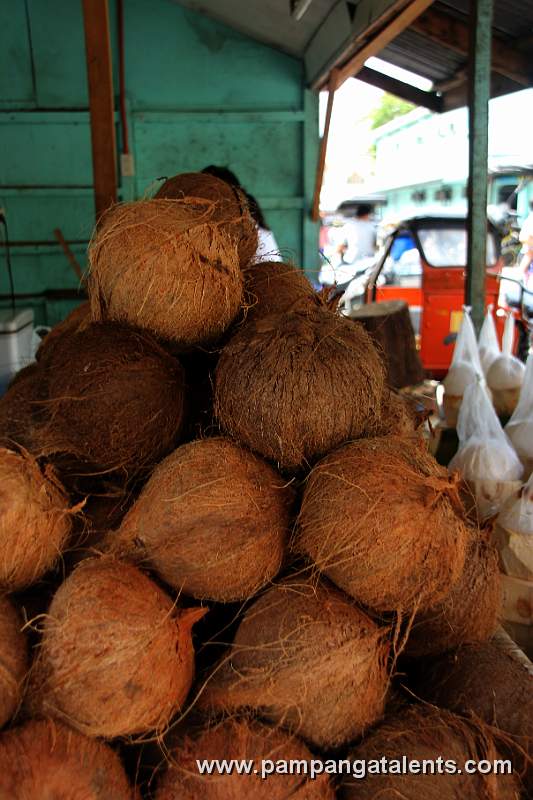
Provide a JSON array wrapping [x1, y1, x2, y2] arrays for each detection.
[[0, 170, 528, 797]]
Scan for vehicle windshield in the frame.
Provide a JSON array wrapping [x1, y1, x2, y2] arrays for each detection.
[[417, 227, 498, 267]]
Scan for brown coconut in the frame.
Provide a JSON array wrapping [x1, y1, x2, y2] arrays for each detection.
[[405, 532, 501, 658], [340, 705, 521, 799], [0, 596, 28, 727], [155, 717, 335, 800], [29, 557, 206, 738], [243, 260, 320, 322], [40, 322, 186, 480], [369, 388, 422, 438], [0, 719, 133, 798], [201, 577, 390, 749], [114, 437, 293, 602], [36, 301, 91, 362], [155, 171, 258, 269], [88, 198, 244, 346], [296, 435, 469, 613], [0, 448, 71, 591], [215, 309, 386, 471], [0, 363, 47, 453]]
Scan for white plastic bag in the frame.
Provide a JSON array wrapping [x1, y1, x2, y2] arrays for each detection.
[[495, 473, 533, 582], [478, 304, 500, 376], [505, 353, 533, 477], [487, 313, 525, 416], [449, 378, 523, 519], [442, 307, 484, 426]]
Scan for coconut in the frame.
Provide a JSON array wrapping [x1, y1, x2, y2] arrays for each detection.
[[0, 596, 28, 727], [0, 719, 133, 798], [487, 355, 525, 417], [29, 557, 206, 738], [114, 437, 293, 602], [367, 388, 422, 437], [0, 363, 47, 452], [155, 171, 258, 269], [405, 532, 501, 658], [296, 435, 469, 613], [40, 322, 186, 481], [215, 309, 386, 471], [442, 361, 478, 427], [243, 260, 320, 322], [88, 198, 244, 346], [36, 301, 91, 362], [0, 448, 71, 591], [155, 717, 335, 799], [341, 705, 521, 799], [201, 577, 390, 749]]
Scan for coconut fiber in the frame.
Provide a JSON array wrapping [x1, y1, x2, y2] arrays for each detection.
[[340, 705, 521, 799], [0, 719, 133, 799], [215, 309, 386, 471], [243, 260, 320, 323], [155, 171, 258, 269], [36, 301, 91, 362], [114, 437, 293, 602], [0, 363, 47, 453], [29, 557, 206, 738], [0, 596, 28, 727], [155, 717, 335, 800], [88, 198, 244, 346], [200, 577, 390, 749], [296, 435, 469, 613]]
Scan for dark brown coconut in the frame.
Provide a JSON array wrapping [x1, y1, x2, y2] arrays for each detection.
[[155, 717, 335, 799], [0, 596, 28, 727], [243, 260, 319, 322], [0, 719, 133, 798], [0, 363, 47, 452], [200, 577, 390, 749], [296, 435, 469, 613], [405, 532, 501, 658], [340, 705, 521, 799], [0, 448, 71, 591], [369, 388, 421, 437], [88, 198, 244, 346], [36, 301, 91, 362], [114, 437, 293, 602], [215, 309, 386, 471], [155, 171, 258, 269], [29, 557, 206, 738], [40, 322, 186, 480]]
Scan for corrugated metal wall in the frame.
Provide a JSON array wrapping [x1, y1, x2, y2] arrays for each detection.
[[0, 0, 319, 325]]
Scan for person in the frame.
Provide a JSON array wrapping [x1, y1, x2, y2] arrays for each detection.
[[340, 204, 376, 264], [202, 165, 282, 261]]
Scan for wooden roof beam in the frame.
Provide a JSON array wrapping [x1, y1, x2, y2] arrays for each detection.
[[356, 65, 443, 112]]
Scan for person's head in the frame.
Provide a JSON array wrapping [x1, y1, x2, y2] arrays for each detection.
[[356, 204, 372, 219], [202, 165, 241, 188]]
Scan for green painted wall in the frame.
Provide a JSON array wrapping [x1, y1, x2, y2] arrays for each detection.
[[0, 0, 319, 325]]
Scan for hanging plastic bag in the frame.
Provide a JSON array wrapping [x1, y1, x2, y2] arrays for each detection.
[[487, 312, 525, 417], [442, 307, 483, 427], [478, 304, 500, 376], [496, 477, 533, 635], [505, 353, 533, 478], [449, 378, 523, 520]]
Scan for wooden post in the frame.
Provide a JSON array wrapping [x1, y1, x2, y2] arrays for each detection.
[[466, 0, 493, 332], [82, 0, 117, 220], [311, 69, 338, 222]]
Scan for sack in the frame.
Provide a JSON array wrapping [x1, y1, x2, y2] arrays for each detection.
[[487, 313, 525, 416], [478, 304, 500, 375]]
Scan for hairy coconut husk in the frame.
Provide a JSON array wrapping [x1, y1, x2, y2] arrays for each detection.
[[340, 705, 521, 799], [200, 577, 390, 749], [36, 301, 91, 362], [368, 388, 423, 438], [0, 363, 47, 453], [215, 309, 386, 471], [0, 448, 72, 591], [155, 717, 335, 799], [28, 557, 206, 738], [0, 719, 133, 798], [40, 322, 186, 481], [155, 172, 258, 269], [243, 261, 320, 322], [114, 437, 293, 602], [0, 596, 28, 727], [296, 435, 469, 613], [88, 198, 244, 346], [414, 641, 533, 789], [405, 532, 501, 658]]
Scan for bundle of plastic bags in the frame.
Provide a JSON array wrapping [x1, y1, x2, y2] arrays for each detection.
[[487, 312, 525, 417], [442, 307, 484, 427], [449, 378, 523, 520], [505, 353, 533, 478], [477, 304, 500, 376]]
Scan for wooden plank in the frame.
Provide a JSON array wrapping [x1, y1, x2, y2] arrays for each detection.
[[357, 66, 443, 112], [411, 6, 531, 87], [81, 0, 117, 220], [335, 0, 436, 87], [311, 70, 338, 223]]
